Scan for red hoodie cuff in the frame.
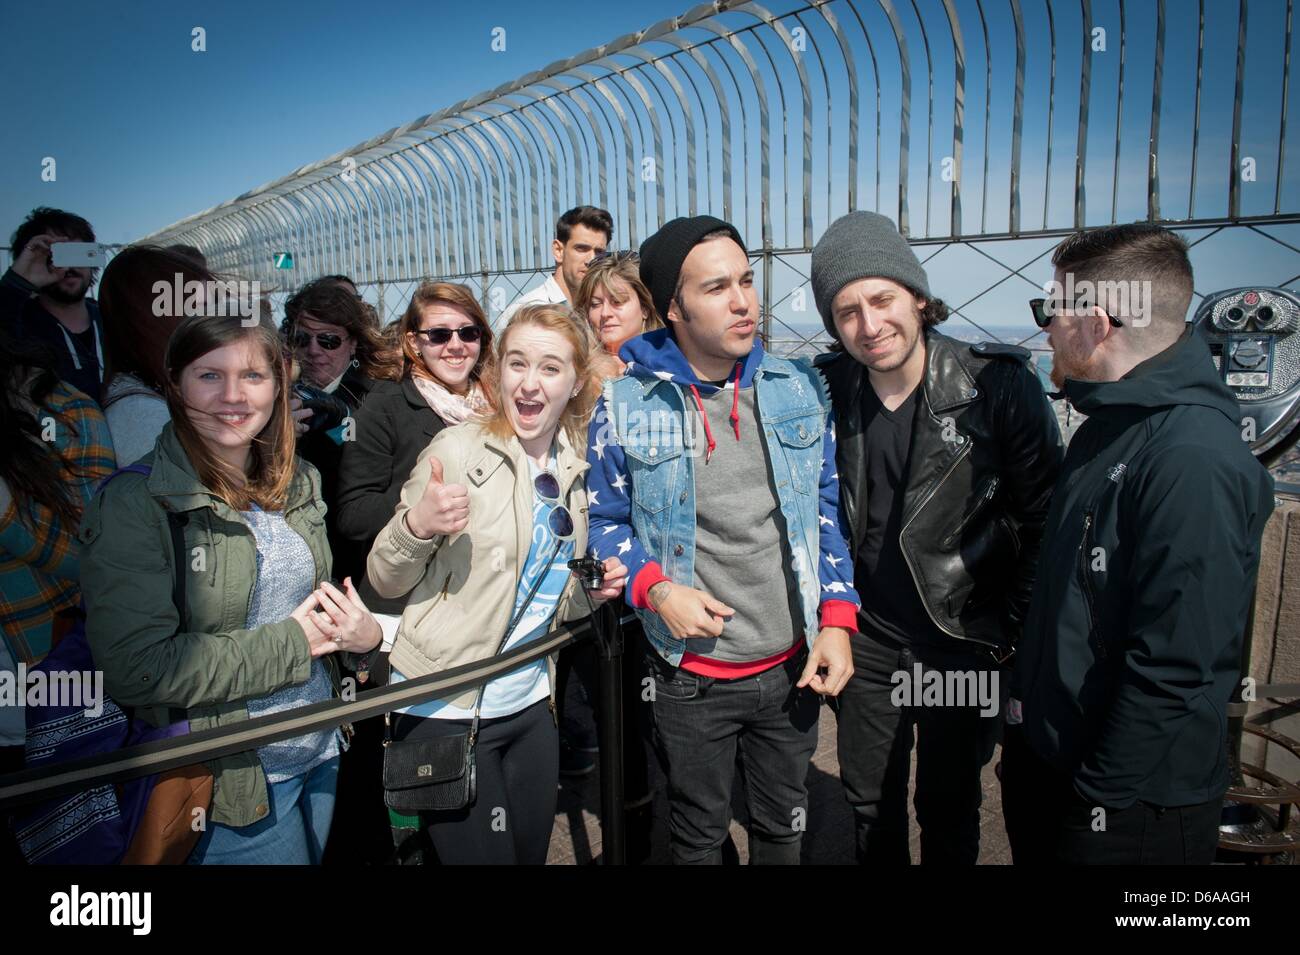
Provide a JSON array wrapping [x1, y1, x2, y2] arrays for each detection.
[[819, 600, 859, 634], [630, 562, 671, 610]]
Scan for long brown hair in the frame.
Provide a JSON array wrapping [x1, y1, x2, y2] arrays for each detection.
[[285, 278, 400, 382], [480, 304, 603, 448], [99, 244, 224, 394], [164, 315, 297, 510], [0, 327, 89, 531], [398, 282, 496, 393]]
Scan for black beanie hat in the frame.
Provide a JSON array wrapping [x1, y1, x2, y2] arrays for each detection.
[[639, 215, 746, 322]]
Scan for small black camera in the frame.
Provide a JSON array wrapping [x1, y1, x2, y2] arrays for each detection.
[[568, 557, 606, 591], [292, 383, 350, 434]]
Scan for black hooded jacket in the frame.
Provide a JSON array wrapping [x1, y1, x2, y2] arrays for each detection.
[[1013, 328, 1274, 809]]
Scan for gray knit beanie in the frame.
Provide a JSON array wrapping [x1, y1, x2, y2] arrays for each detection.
[[811, 211, 931, 339]]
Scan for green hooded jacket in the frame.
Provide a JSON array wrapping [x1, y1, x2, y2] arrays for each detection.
[[79, 422, 335, 828]]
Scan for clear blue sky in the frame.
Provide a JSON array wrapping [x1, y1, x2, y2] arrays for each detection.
[[2, 0, 1295, 337], [0, 0, 698, 246]]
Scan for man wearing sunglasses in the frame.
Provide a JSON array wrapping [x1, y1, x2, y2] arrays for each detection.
[[810, 211, 1064, 865], [499, 206, 612, 325], [1003, 224, 1274, 865]]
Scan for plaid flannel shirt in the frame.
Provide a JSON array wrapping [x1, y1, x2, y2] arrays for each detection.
[[0, 383, 115, 664]]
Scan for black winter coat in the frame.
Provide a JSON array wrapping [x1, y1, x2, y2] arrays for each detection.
[[1013, 328, 1274, 809], [334, 377, 447, 614]]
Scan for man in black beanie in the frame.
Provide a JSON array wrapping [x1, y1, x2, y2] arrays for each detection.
[[810, 211, 1063, 864], [585, 215, 863, 864]]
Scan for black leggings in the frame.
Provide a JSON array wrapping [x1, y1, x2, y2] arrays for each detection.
[[393, 700, 558, 864]]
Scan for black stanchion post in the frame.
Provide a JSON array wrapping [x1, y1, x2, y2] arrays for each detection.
[[593, 602, 626, 865]]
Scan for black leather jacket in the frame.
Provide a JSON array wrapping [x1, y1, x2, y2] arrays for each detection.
[[816, 330, 1064, 657]]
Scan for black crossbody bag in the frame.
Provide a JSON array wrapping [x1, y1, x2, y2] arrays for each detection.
[[381, 538, 563, 814]]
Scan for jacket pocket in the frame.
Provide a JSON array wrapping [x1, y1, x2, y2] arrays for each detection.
[[651, 666, 700, 702], [768, 410, 823, 494], [941, 475, 1001, 549], [1076, 512, 1103, 657], [623, 442, 683, 514]]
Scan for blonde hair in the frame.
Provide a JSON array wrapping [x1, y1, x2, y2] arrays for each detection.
[[572, 253, 664, 353], [480, 304, 602, 447]]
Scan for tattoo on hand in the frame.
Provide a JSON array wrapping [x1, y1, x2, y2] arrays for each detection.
[[648, 581, 672, 612]]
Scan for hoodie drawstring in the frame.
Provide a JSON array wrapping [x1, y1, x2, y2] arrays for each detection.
[[688, 362, 743, 464]]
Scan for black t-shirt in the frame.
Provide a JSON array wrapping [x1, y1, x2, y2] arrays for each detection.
[[24, 300, 105, 404], [855, 383, 947, 646]]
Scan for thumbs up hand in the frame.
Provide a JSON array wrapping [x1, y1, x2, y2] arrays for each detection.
[[404, 455, 470, 540]]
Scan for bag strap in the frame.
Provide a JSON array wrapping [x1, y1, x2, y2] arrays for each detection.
[[467, 535, 565, 742]]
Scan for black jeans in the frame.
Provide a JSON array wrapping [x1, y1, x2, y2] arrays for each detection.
[[1001, 723, 1222, 865], [647, 648, 819, 865], [834, 630, 1004, 865], [392, 699, 558, 865]]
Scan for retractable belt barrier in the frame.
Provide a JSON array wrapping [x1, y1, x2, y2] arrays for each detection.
[[0, 612, 636, 812]]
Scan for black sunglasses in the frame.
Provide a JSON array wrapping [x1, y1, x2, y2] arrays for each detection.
[[1029, 298, 1124, 329], [413, 326, 484, 345], [533, 470, 575, 540], [291, 331, 345, 351]]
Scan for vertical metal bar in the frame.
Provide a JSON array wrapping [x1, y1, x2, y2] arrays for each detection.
[[1010, 0, 1026, 234], [1229, 0, 1249, 219], [1043, 0, 1057, 230], [1075, 0, 1094, 228], [1148, 0, 1165, 221], [906, 0, 936, 237], [1189, 0, 1206, 218], [941, 0, 966, 238], [613, 55, 672, 233], [816, 3, 859, 216], [878, 0, 913, 234], [975, 0, 992, 234], [1276, 0, 1293, 215], [844, 1, 884, 215], [1112, 0, 1127, 224]]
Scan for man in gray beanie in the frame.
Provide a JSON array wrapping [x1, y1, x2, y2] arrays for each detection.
[[810, 210, 1064, 864]]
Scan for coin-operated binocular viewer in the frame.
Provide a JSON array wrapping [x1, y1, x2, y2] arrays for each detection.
[[1195, 287, 1300, 464], [1194, 287, 1300, 860]]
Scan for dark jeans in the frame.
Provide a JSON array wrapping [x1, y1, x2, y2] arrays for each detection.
[[834, 630, 1004, 865], [322, 694, 393, 864], [1000, 723, 1222, 865], [647, 648, 819, 865], [392, 699, 558, 865]]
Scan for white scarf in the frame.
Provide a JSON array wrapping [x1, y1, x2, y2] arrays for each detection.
[[411, 374, 487, 425]]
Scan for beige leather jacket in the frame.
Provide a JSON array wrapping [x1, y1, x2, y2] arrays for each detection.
[[367, 421, 590, 711]]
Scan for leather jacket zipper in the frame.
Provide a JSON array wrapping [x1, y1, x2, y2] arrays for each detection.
[[940, 475, 1001, 549], [1077, 512, 1102, 657], [899, 440, 999, 649]]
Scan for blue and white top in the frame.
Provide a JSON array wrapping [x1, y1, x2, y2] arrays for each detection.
[[241, 505, 339, 783], [392, 456, 574, 721]]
